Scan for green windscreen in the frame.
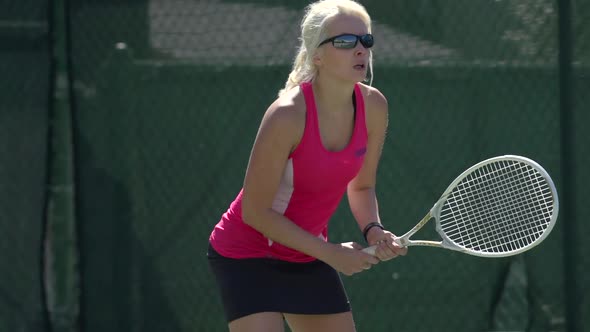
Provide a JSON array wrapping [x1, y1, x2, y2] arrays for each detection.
[[2, 0, 587, 331]]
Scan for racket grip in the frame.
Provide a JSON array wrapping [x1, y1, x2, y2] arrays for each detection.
[[362, 238, 404, 256], [362, 246, 377, 255]]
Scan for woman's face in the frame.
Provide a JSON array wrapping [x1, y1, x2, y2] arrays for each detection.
[[315, 14, 371, 83]]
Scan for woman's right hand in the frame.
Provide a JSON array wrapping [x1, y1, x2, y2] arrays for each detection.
[[324, 242, 380, 276]]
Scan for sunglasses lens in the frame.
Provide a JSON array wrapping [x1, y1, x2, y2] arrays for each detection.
[[360, 34, 374, 48], [333, 35, 358, 49]]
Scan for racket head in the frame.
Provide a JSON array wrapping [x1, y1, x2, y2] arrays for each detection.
[[431, 155, 559, 257]]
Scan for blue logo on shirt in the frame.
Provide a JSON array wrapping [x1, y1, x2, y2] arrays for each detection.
[[355, 147, 367, 157]]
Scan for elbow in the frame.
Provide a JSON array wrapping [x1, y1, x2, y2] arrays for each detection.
[[241, 191, 274, 231], [348, 184, 375, 193], [242, 206, 276, 235]]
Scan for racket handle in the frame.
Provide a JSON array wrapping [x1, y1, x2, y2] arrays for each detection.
[[362, 238, 404, 256], [362, 246, 377, 255]]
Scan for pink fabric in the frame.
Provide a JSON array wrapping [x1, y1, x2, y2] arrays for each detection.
[[209, 82, 368, 262]]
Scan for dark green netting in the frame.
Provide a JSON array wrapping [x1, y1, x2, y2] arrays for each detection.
[[0, 1, 51, 331], [2, 0, 588, 331]]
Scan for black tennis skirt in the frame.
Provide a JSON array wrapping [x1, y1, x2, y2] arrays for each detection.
[[207, 243, 351, 322]]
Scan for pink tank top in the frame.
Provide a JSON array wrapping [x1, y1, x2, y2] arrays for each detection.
[[209, 82, 368, 262]]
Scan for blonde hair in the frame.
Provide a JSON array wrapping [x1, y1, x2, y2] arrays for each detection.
[[278, 0, 373, 97]]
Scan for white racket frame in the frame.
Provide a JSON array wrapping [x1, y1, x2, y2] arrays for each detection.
[[363, 155, 559, 258]]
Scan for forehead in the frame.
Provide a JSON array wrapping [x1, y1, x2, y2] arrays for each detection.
[[326, 14, 368, 36]]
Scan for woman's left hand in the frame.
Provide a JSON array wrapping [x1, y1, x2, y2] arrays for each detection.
[[365, 228, 408, 261]]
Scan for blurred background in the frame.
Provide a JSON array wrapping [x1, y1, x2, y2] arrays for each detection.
[[1, 0, 588, 331]]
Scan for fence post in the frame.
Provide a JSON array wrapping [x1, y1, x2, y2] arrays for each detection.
[[45, 0, 80, 330], [557, 0, 577, 331]]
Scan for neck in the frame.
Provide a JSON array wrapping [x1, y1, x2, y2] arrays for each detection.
[[311, 74, 356, 113]]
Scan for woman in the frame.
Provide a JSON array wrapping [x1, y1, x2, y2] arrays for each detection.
[[207, 0, 407, 331]]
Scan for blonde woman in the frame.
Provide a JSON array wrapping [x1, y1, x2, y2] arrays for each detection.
[[207, 0, 407, 331]]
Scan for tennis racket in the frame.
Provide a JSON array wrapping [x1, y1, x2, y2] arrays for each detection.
[[363, 155, 559, 257]]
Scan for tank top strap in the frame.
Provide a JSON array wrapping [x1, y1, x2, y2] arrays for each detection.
[[300, 82, 319, 137], [353, 83, 367, 139]]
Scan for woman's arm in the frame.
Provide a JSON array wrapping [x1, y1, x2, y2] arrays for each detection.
[[347, 87, 407, 260], [242, 99, 378, 275]]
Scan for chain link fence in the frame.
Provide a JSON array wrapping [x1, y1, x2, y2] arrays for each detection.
[[1, 0, 589, 331]]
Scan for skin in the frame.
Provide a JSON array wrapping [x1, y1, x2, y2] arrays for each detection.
[[231, 13, 407, 332]]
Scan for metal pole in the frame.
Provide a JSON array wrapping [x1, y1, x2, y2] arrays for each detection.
[[45, 0, 79, 330], [557, 0, 577, 331]]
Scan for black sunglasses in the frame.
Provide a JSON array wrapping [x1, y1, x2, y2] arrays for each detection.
[[318, 33, 374, 49]]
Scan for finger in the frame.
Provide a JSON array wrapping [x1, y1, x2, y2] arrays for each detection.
[[382, 240, 405, 258], [350, 242, 364, 250], [386, 246, 405, 256], [374, 245, 396, 261], [368, 239, 387, 254], [383, 239, 400, 251], [396, 247, 408, 256], [367, 254, 380, 265], [391, 242, 408, 256], [362, 247, 381, 264], [385, 238, 408, 256], [379, 250, 398, 261], [380, 255, 396, 262]]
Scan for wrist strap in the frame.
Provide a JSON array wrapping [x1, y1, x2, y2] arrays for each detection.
[[362, 222, 384, 242]]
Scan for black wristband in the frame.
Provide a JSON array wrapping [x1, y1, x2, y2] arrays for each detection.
[[362, 222, 384, 242]]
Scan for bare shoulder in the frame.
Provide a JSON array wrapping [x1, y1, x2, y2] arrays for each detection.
[[357, 83, 389, 131], [264, 87, 305, 126], [357, 83, 388, 112], [259, 87, 306, 146]]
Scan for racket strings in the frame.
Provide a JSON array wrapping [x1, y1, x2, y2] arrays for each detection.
[[453, 163, 552, 251], [448, 164, 549, 243], [439, 160, 555, 253], [453, 163, 551, 251], [449, 163, 547, 240]]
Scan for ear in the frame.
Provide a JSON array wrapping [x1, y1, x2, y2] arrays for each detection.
[[312, 50, 323, 67]]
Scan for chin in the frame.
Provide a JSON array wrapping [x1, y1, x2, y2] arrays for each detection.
[[333, 72, 367, 84], [351, 73, 368, 83]]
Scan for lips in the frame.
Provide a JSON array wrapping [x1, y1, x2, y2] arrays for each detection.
[[354, 64, 366, 70]]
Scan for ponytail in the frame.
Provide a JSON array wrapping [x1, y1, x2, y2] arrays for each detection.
[[278, 47, 316, 97]]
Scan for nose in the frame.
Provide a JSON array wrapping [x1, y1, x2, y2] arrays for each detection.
[[355, 46, 365, 56]]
